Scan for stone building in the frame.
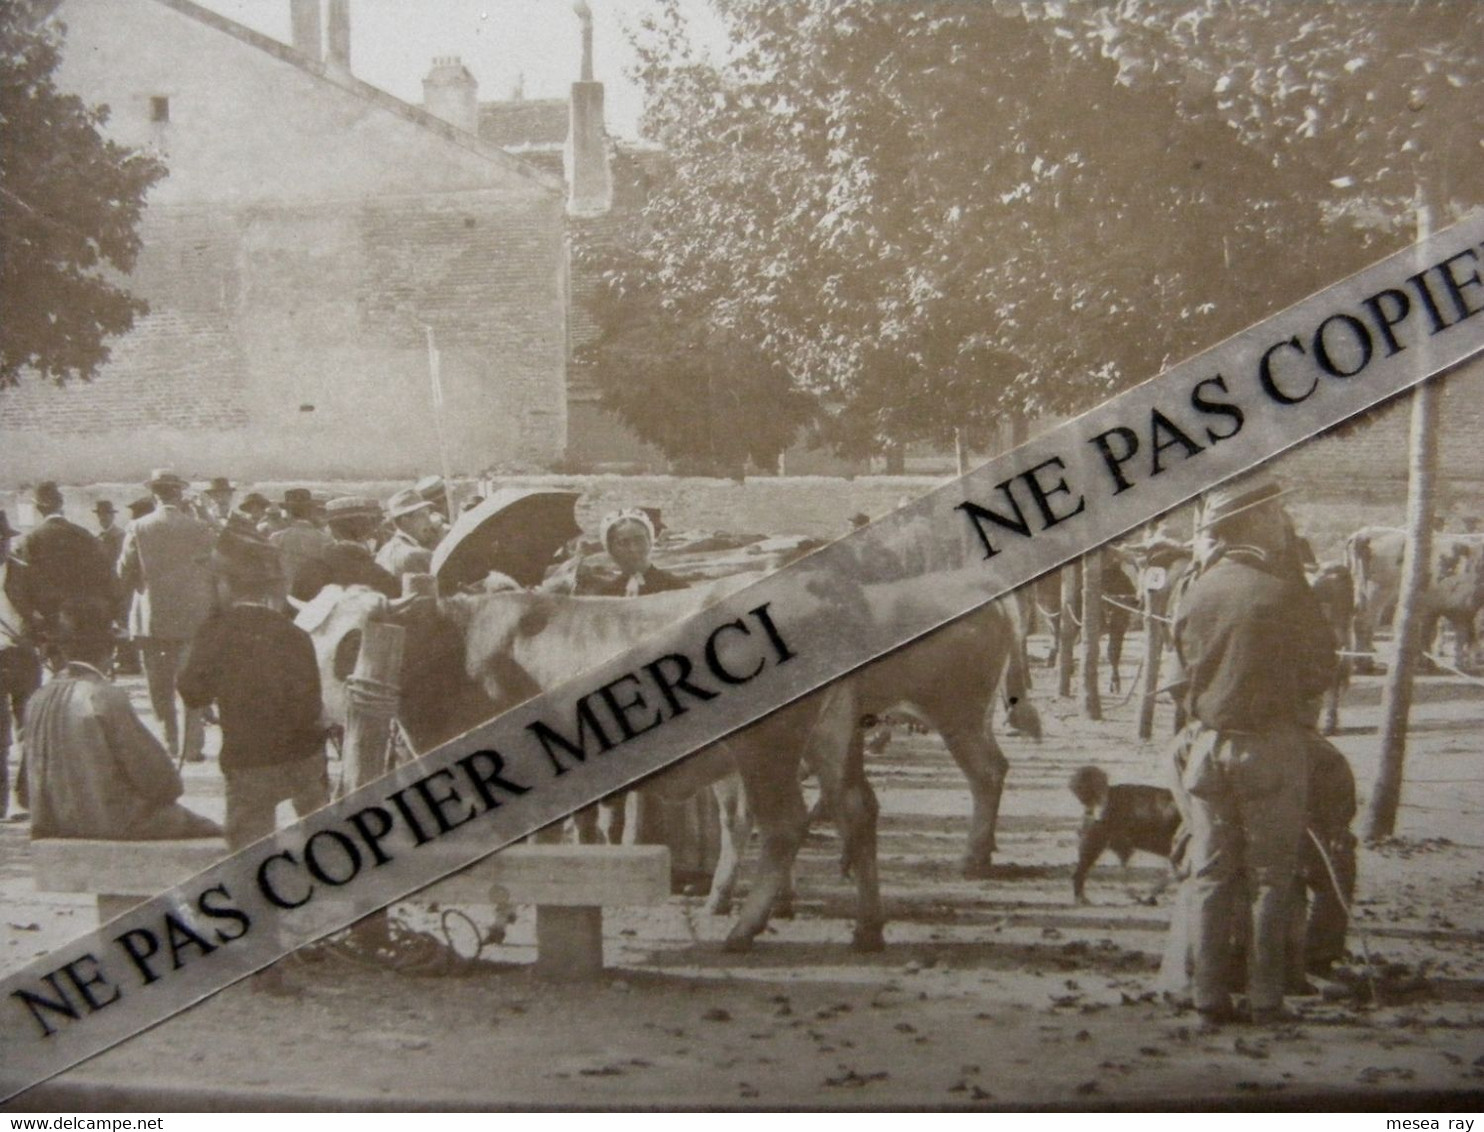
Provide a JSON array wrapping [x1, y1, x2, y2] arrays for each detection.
[[1, 0, 597, 483]]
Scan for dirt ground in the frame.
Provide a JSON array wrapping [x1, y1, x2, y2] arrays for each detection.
[[3, 632, 1483, 1112]]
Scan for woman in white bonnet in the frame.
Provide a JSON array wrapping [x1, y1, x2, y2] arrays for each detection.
[[581, 508, 688, 597]]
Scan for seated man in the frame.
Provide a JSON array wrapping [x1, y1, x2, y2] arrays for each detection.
[[19, 600, 220, 840]]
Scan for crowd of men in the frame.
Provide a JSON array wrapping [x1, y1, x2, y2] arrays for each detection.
[[0, 465, 1360, 1024], [0, 470, 459, 842]]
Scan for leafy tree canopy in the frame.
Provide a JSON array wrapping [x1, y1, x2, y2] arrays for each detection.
[[587, 0, 1482, 461], [0, 0, 166, 387]]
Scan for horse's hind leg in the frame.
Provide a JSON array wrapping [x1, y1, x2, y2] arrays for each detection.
[[939, 717, 1010, 879], [722, 751, 808, 951], [706, 773, 750, 916]]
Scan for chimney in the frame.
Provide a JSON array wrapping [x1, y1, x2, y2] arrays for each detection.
[[565, 0, 612, 217], [422, 56, 479, 135], [289, 0, 321, 60], [326, 0, 350, 73]]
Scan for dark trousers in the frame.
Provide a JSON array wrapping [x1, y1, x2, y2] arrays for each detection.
[[139, 637, 204, 761], [0, 644, 43, 816]]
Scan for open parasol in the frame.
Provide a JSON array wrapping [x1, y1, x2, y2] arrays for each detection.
[[430, 488, 582, 594]]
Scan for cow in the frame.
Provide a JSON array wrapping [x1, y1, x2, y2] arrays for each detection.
[[299, 576, 1037, 952], [1345, 527, 1484, 672]]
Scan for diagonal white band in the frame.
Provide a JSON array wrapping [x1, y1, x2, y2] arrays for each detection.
[[4, 214, 1483, 1101]]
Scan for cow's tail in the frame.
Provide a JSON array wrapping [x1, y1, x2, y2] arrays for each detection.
[[1001, 593, 1043, 741]]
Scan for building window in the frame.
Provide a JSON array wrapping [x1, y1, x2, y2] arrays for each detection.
[[150, 96, 170, 123]]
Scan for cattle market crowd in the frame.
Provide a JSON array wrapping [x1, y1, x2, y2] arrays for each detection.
[[0, 466, 1472, 1030]]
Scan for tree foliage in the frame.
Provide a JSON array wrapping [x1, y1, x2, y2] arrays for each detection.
[[0, 0, 166, 387], [588, 0, 1483, 460]]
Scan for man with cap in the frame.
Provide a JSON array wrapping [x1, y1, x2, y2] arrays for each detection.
[[1166, 469, 1338, 1025], [0, 511, 42, 820], [18, 598, 219, 841], [202, 477, 235, 527], [376, 488, 442, 577], [9, 482, 116, 664], [269, 487, 333, 597], [118, 469, 217, 763], [91, 501, 126, 568], [414, 474, 453, 532], [180, 519, 328, 850], [292, 496, 398, 601]]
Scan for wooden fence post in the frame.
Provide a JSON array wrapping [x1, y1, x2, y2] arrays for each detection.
[[1057, 563, 1078, 698], [1080, 552, 1103, 721], [1137, 602, 1163, 741]]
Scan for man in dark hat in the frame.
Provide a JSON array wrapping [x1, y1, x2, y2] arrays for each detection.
[[18, 599, 219, 840], [126, 497, 155, 522], [236, 492, 270, 531], [180, 521, 328, 851], [9, 482, 116, 664], [1166, 469, 1339, 1026], [118, 468, 216, 763], [269, 488, 332, 596], [0, 511, 42, 819], [202, 477, 235, 527]]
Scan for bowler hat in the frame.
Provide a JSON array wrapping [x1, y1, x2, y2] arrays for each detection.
[[34, 481, 63, 508], [93, 499, 116, 515], [206, 476, 234, 494], [240, 492, 270, 511], [1198, 471, 1293, 531], [146, 468, 188, 491], [127, 497, 155, 519], [283, 487, 313, 506], [387, 488, 434, 519], [0, 510, 18, 539]]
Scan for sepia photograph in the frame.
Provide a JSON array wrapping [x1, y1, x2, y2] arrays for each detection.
[[2, 0, 1483, 1113]]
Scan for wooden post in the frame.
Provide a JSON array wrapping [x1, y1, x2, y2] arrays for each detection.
[[1137, 601, 1163, 741], [1080, 552, 1103, 721], [1364, 205, 1439, 842], [344, 619, 405, 945], [1364, 378, 1440, 839], [1057, 563, 1078, 698], [343, 620, 406, 791]]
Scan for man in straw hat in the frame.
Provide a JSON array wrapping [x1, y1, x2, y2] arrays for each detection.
[[180, 518, 328, 851], [376, 488, 441, 577], [291, 496, 397, 601], [1165, 469, 1339, 1025], [118, 468, 217, 763]]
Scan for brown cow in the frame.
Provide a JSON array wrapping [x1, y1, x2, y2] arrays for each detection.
[[300, 578, 1035, 952]]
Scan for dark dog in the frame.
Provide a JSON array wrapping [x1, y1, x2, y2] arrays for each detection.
[[1069, 765, 1181, 904]]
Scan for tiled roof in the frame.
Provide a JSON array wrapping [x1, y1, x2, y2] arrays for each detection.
[[478, 99, 569, 148]]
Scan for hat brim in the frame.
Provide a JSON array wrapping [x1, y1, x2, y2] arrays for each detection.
[[1197, 484, 1296, 531]]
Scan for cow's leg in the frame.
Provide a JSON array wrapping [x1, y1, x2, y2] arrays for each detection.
[[706, 773, 750, 916], [722, 752, 808, 952], [572, 803, 603, 844]]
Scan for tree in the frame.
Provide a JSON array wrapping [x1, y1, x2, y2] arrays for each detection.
[[613, 0, 1352, 460], [0, 0, 165, 387]]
